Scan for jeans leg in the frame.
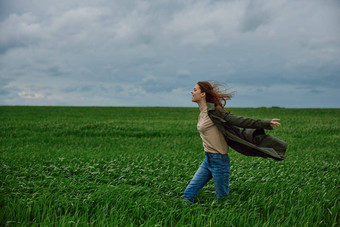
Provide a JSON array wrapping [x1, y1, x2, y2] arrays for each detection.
[[210, 154, 231, 200], [184, 158, 212, 203]]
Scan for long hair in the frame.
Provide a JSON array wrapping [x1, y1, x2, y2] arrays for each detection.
[[197, 81, 234, 108]]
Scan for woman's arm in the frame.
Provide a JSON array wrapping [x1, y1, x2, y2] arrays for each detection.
[[216, 106, 280, 129], [224, 112, 273, 129]]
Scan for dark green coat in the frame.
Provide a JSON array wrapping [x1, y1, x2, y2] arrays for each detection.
[[206, 103, 287, 161]]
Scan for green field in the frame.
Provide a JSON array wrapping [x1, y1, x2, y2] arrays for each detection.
[[1, 106, 339, 226]]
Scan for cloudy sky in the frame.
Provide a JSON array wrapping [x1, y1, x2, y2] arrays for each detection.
[[1, 0, 339, 107]]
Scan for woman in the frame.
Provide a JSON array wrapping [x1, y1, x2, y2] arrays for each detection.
[[184, 81, 282, 204]]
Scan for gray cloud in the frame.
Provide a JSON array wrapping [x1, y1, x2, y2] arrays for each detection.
[[240, 1, 271, 32], [0, 13, 42, 54], [0, 0, 339, 107], [0, 77, 12, 96]]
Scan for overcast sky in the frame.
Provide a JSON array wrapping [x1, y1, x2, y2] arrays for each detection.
[[0, 0, 339, 107]]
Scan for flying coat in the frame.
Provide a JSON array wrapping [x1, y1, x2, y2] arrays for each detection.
[[206, 102, 287, 161]]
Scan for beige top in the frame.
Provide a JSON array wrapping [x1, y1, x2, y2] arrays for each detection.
[[197, 105, 229, 154]]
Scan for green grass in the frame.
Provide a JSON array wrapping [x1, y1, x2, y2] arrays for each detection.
[[1, 106, 339, 226]]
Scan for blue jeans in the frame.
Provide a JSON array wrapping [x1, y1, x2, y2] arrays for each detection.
[[184, 153, 230, 203]]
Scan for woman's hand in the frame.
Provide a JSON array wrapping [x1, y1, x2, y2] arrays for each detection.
[[270, 119, 281, 127]]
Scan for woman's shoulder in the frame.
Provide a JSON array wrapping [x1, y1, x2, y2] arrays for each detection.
[[215, 105, 230, 114]]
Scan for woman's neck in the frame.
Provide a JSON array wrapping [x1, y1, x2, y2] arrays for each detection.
[[197, 99, 207, 111]]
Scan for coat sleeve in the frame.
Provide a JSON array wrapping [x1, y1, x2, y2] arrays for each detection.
[[217, 107, 273, 129]]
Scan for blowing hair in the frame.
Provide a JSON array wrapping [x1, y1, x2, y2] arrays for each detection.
[[197, 81, 234, 108]]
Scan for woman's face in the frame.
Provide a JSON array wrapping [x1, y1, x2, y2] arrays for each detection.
[[191, 84, 205, 103]]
